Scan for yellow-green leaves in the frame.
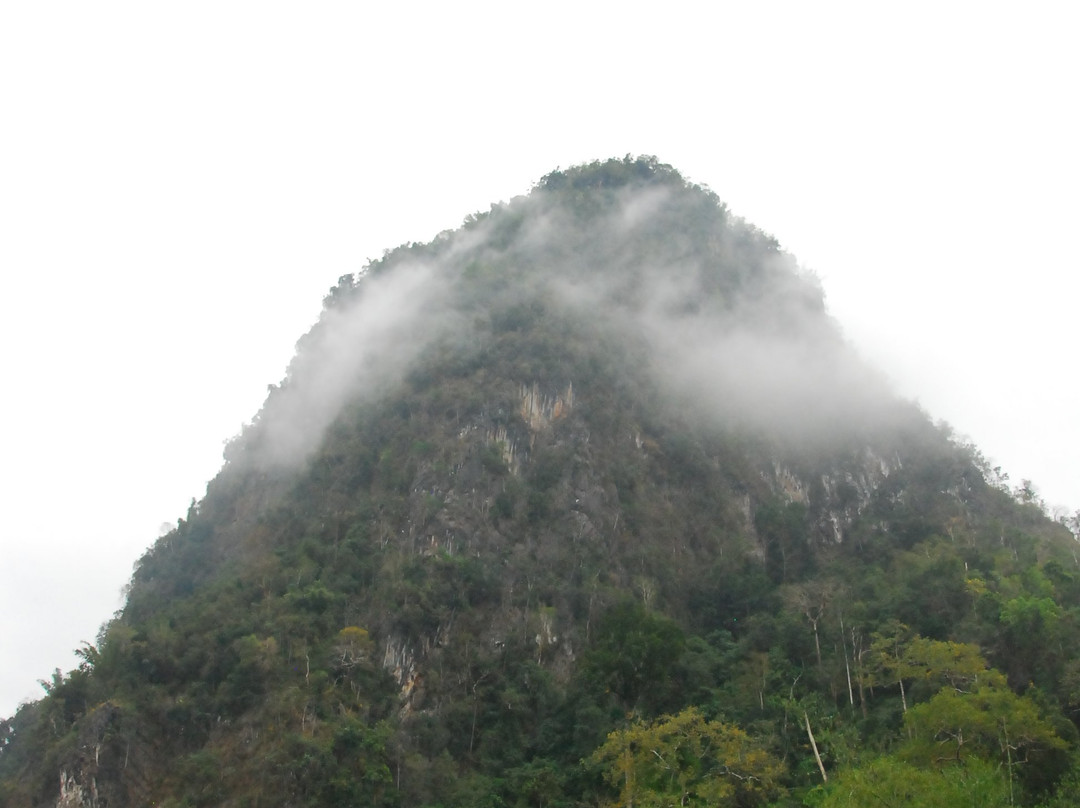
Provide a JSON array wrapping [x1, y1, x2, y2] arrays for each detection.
[[815, 755, 1010, 808], [903, 679, 1065, 767], [589, 707, 783, 808]]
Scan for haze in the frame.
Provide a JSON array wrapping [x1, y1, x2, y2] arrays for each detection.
[[1, 2, 1077, 719]]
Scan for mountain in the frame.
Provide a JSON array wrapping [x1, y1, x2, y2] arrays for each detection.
[[2, 157, 1078, 808]]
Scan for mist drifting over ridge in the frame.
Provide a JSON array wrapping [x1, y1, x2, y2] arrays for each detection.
[[231, 157, 902, 471], [13, 157, 1080, 808], [234, 263, 459, 467]]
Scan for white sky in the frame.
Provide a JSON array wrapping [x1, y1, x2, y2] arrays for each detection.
[[2, 2, 1078, 717]]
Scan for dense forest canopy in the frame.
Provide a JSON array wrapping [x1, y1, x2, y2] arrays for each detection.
[[3, 156, 1079, 808]]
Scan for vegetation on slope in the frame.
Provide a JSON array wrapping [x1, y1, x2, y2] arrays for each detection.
[[2, 157, 1079, 808]]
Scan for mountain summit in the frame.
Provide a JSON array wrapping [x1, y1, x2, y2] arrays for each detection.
[[2, 157, 1076, 807]]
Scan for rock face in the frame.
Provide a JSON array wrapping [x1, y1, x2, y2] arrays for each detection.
[[51, 702, 147, 808], [519, 382, 574, 434], [56, 770, 95, 808], [2, 157, 1073, 808]]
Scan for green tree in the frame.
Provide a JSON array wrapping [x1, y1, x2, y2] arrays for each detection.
[[868, 629, 991, 712], [902, 670, 1066, 801], [580, 602, 685, 713], [589, 707, 784, 808], [815, 755, 1009, 808]]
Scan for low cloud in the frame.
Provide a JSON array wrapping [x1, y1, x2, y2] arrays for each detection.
[[539, 185, 897, 444], [244, 261, 458, 466], [242, 170, 899, 468]]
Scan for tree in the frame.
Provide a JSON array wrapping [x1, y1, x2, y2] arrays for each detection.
[[815, 755, 1009, 808], [868, 628, 989, 713], [589, 707, 784, 808], [755, 500, 812, 584], [334, 626, 374, 669], [903, 636, 988, 693], [783, 579, 840, 668], [902, 671, 1066, 801], [579, 602, 685, 713]]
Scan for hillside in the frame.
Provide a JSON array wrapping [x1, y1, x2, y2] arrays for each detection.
[[2, 157, 1078, 808]]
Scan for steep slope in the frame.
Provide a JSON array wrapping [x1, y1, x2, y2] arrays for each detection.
[[2, 157, 1077, 808]]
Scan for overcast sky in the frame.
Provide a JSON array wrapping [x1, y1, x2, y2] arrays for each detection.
[[2, 2, 1077, 718]]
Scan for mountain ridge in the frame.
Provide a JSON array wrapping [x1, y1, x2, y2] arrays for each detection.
[[2, 156, 1077, 808]]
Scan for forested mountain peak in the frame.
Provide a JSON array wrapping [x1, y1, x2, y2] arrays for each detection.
[[3, 157, 1078, 808]]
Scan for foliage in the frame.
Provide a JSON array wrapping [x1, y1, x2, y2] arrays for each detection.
[[579, 602, 686, 713], [812, 755, 1010, 808], [590, 707, 784, 808], [3, 156, 1079, 807], [902, 671, 1067, 796]]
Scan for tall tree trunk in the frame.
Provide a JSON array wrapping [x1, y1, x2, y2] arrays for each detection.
[[804, 712, 827, 783], [840, 614, 854, 707]]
